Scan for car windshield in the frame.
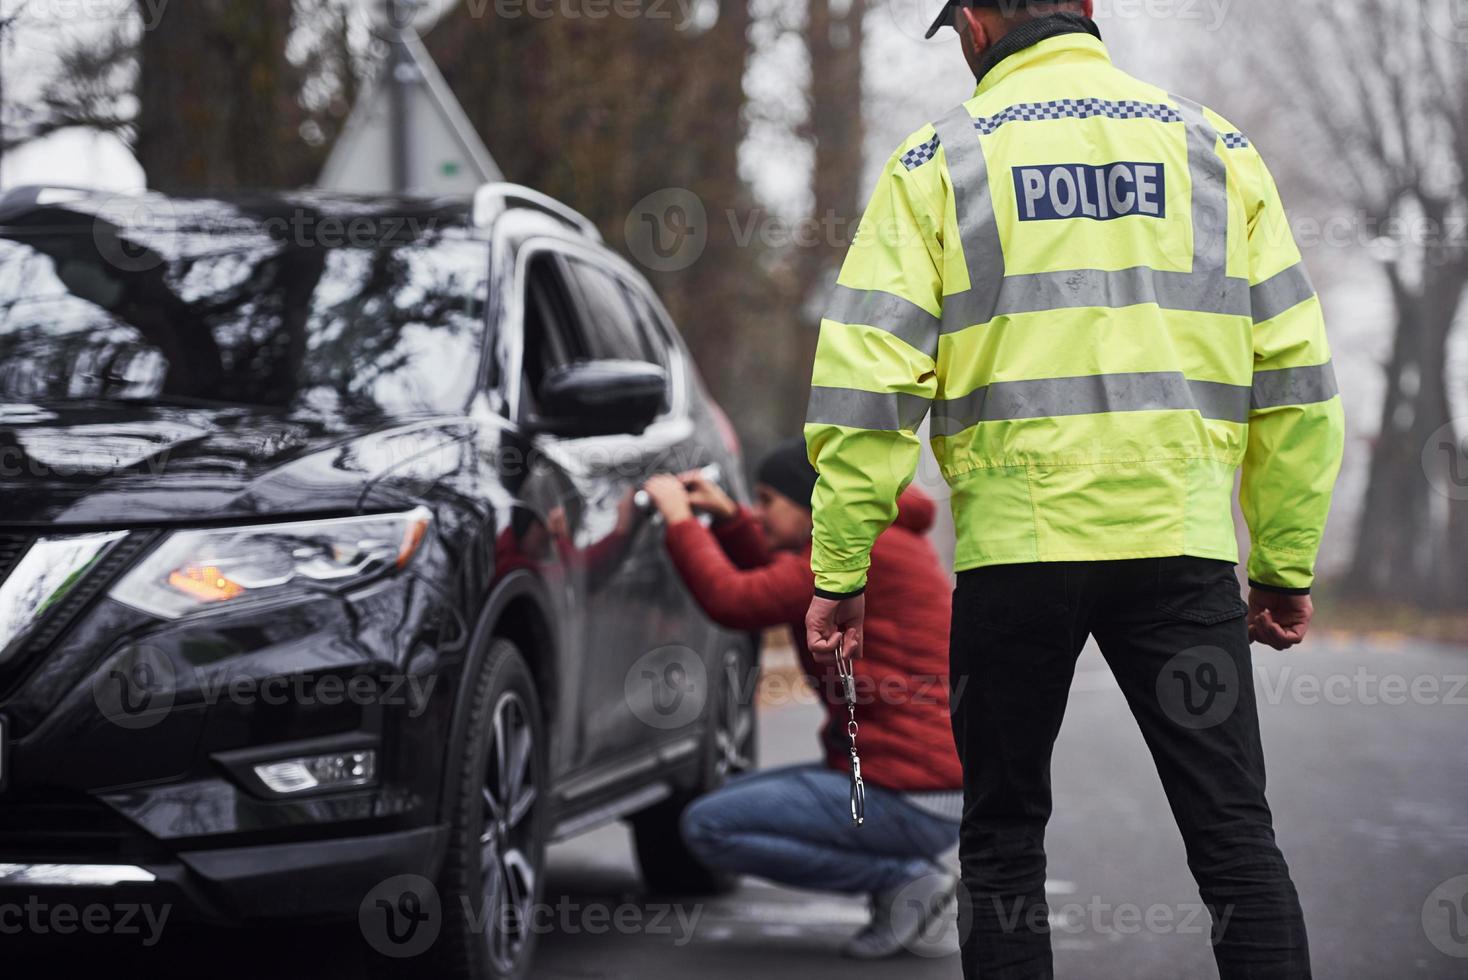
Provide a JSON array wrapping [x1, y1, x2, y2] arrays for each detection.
[[0, 199, 489, 418]]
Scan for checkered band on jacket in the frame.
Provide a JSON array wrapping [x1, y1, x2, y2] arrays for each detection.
[[972, 98, 1184, 135], [900, 136, 941, 171]]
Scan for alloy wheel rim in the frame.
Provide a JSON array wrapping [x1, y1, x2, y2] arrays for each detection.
[[480, 690, 538, 973]]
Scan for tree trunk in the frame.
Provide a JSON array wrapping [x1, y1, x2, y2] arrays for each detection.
[[134, 0, 314, 191], [1344, 219, 1468, 606], [427, 2, 799, 454], [793, 0, 868, 434]]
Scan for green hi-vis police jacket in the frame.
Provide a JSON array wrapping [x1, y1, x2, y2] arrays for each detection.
[[804, 27, 1345, 599]]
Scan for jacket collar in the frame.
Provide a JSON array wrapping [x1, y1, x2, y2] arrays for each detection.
[[973, 14, 1108, 96]]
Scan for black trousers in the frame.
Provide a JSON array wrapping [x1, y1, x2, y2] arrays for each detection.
[[948, 556, 1311, 979]]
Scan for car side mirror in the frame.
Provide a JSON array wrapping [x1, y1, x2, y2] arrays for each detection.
[[528, 360, 668, 438]]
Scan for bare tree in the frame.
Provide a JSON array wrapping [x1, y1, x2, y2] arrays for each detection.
[[788, 0, 868, 434], [1, 13, 136, 153], [2, 0, 365, 191], [134, 0, 322, 191], [426, 1, 806, 452], [1236, 0, 1468, 608]]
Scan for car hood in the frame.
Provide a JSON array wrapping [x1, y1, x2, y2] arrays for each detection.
[[0, 401, 468, 526]]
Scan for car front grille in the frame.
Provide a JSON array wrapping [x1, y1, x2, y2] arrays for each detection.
[[0, 532, 29, 582], [0, 529, 158, 696], [0, 788, 162, 861]]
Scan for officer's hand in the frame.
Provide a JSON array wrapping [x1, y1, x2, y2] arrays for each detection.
[[805, 594, 865, 662], [1248, 590, 1313, 650]]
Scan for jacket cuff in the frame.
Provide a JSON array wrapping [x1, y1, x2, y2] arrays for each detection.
[[812, 559, 869, 598], [1247, 544, 1316, 593], [1248, 579, 1312, 597], [813, 584, 866, 601]]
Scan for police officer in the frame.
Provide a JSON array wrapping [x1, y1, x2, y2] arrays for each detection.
[[802, 2, 1344, 978]]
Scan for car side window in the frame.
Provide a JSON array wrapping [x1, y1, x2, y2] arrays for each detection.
[[620, 282, 677, 415], [621, 282, 674, 376], [519, 253, 582, 418], [563, 258, 653, 364]]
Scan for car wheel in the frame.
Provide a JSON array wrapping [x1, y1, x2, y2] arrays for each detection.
[[373, 637, 550, 980], [631, 639, 758, 896]]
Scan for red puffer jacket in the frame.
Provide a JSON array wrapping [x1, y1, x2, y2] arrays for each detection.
[[663, 486, 961, 792]]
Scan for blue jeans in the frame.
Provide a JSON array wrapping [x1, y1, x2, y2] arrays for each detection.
[[680, 763, 960, 895]]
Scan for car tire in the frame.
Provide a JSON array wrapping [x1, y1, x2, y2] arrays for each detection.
[[371, 637, 550, 980], [631, 638, 759, 896]]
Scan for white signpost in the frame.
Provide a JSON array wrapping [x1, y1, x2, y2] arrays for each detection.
[[319, 3, 501, 195]]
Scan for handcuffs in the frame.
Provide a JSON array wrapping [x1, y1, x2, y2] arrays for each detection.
[[833, 636, 866, 826]]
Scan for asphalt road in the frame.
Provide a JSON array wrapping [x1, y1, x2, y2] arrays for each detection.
[[531, 631, 1468, 979], [8, 632, 1466, 979]]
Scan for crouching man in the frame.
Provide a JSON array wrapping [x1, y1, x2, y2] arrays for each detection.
[[640, 438, 962, 958]]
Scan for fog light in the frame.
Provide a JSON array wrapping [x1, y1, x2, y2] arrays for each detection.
[[254, 750, 376, 794]]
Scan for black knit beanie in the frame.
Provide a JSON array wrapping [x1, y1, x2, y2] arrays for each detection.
[[756, 437, 819, 511]]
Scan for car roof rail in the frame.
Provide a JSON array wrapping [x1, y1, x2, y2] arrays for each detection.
[[472, 183, 601, 241]]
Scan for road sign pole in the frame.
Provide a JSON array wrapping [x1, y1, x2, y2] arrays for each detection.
[[387, 0, 411, 192]]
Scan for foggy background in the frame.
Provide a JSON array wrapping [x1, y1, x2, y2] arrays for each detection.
[[2, 0, 1463, 618]]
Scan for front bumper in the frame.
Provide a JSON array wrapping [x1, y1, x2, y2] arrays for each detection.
[[0, 539, 464, 922], [0, 825, 447, 922]]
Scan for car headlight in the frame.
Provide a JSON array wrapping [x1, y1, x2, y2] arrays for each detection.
[[110, 508, 431, 620]]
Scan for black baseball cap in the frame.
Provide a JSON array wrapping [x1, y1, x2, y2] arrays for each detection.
[[925, 1, 1035, 39]]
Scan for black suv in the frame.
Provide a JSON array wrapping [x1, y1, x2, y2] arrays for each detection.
[[0, 184, 757, 978]]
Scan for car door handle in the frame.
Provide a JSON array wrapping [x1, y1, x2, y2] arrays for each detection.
[[633, 463, 724, 517]]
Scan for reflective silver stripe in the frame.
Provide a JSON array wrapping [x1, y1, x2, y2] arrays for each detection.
[[931, 371, 1251, 436], [1250, 263, 1316, 323], [1251, 361, 1338, 410], [947, 267, 1251, 324], [936, 95, 1250, 334], [807, 386, 932, 432], [1172, 95, 1228, 275], [933, 105, 1005, 335], [824, 284, 941, 357]]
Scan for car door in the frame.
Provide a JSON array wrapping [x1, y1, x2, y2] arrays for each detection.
[[501, 239, 699, 781], [551, 253, 712, 774], [615, 274, 739, 704]]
